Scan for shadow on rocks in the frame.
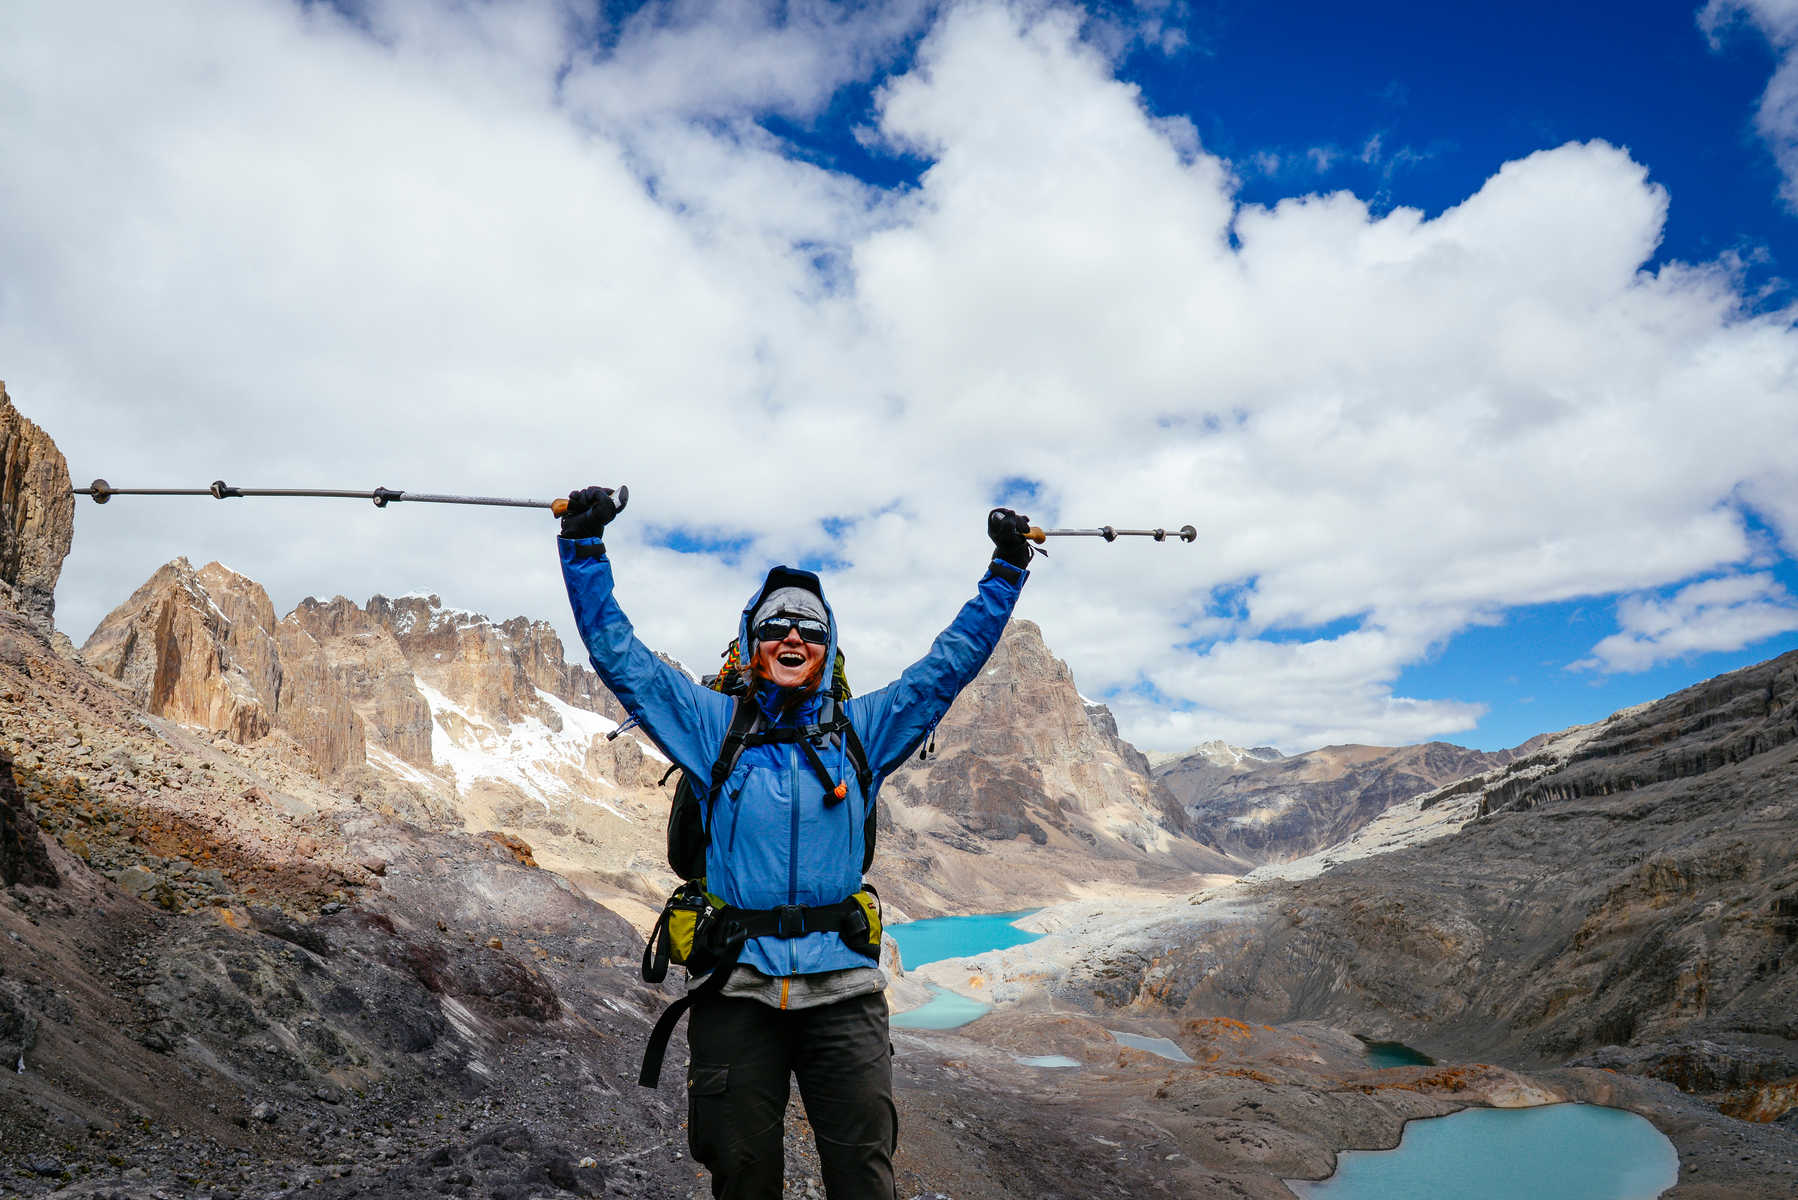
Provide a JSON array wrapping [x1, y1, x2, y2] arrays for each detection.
[[304, 1123, 605, 1199]]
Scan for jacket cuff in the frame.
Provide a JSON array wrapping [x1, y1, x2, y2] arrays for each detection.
[[558, 536, 606, 561], [986, 557, 1028, 586]]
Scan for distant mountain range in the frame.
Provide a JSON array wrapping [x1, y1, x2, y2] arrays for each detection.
[[73, 556, 1242, 923], [1153, 736, 1554, 864]]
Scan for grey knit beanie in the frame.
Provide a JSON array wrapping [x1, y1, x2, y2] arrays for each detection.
[[752, 586, 828, 634]]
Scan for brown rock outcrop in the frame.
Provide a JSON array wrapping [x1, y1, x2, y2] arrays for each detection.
[[82, 559, 275, 744], [274, 619, 367, 774], [82, 561, 363, 772], [362, 595, 619, 730], [0, 381, 76, 631]]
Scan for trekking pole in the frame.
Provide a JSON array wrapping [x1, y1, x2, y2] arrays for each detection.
[[72, 479, 626, 518], [1025, 523, 1196, 544]]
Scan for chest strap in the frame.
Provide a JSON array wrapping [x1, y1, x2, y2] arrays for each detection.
[[740, 700, 873, 806]]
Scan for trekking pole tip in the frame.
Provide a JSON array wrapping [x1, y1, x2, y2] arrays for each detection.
[[87, 478, 112, 504], [1179, 524, 1197, 543]]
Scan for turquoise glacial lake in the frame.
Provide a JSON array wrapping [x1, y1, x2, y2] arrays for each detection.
[[887, 910, 1043, 968], [1287, 1103, 1678, 1200], [888, 911, 1042, 1031]]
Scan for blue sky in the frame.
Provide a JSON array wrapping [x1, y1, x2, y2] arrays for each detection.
[[5, 0, 1798, 754], [734, 0, 1798, 750]]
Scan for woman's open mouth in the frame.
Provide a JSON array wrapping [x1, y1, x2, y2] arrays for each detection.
[[778, 651, 807, 667]]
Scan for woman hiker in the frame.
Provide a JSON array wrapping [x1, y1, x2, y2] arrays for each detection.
[[557, 486, 1033, 1199]]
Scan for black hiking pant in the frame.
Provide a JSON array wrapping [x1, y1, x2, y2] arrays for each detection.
[[686, 990, 896, 1200]]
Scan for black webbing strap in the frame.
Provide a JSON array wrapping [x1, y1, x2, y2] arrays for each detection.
[[708, 698, 763, 801], [638, 924, 747, 1088]]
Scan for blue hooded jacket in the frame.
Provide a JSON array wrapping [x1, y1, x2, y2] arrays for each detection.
[[560, 538, 1027, 978]]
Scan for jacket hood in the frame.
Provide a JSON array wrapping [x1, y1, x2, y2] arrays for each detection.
[[738, 565, 838, 701]]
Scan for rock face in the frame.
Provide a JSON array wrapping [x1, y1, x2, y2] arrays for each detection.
[[0, 381, 76, 631], [1092, 650, 1798, 1108], [287, 597, 435, 767], [882, 620, 1219, 862], [1155, 737, 1529, 863], [364, 594, 621, 728], [82, 559, 279, 744], [81, 560, 366, 772]]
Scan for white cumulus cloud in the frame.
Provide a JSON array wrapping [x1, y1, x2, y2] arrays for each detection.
[[1574, 572, 1798, 673], [1701, 0, 1798, 208], [4, 0, 1797, 754]]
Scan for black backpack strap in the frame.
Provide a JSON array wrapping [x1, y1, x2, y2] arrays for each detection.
[[708, 696, 763, 801], [641, 906, 673, 984], [697, 697, 761, 841], [638, 924, 748, 1089]]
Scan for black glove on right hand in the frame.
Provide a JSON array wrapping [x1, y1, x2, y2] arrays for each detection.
[[560, 486, 620, 540], [988, 507, 1033, 568]]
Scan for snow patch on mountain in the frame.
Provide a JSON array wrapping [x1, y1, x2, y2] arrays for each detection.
[[413, 680, 651, 817]]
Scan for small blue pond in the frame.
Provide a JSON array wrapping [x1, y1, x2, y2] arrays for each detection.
[[1017, 1054, 1082, 1069], [1361, 1039, 1434, 1069], [1110, 1031, 1194, 1062], [1286, 1103, 1678, 1200], [891, 985, 992, 1029]]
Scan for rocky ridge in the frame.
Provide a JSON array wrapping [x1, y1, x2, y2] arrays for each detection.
[[78, 556, 1240, 927], [1027, 652, 1798, 1141], [1154, 736, 1538, 864]]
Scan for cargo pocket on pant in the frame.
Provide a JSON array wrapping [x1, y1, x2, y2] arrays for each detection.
[[686, 1062, 730, 1166]]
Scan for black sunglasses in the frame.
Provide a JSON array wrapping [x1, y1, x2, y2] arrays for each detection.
[[754, 617, 829, 645]]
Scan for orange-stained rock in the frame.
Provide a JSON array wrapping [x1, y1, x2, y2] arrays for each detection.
[[0, 381, 75, 632]]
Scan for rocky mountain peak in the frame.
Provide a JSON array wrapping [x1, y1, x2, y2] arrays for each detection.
[[881, 618, 1215, 861], [81, 559, 365, 773], [0, 381, 76, 632]]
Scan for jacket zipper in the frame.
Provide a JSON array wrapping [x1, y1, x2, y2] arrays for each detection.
[[788, 742, 801, 977]]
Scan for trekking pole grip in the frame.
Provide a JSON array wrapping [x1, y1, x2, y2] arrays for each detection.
[[1025, 526, 1047, 544], [550, 483, 629, 520]]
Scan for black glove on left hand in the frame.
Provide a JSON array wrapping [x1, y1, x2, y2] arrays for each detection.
[[988, 507, 1033, 568], [560, 486, 620, 540]]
